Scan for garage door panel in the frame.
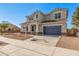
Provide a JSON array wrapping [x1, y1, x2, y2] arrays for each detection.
[[43, 26, 61, 35]]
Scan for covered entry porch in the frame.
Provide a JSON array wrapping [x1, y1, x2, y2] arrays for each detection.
[[22, 23, 42, 35]]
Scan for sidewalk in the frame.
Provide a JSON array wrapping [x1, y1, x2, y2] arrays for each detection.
[[0, 36, 79, 56]]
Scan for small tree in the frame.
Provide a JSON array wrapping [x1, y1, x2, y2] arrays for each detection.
[[73, 8, 79, 37], [0, 24, 2, 34], [73, 8, 79, 28], [0, 21, 9, 34]]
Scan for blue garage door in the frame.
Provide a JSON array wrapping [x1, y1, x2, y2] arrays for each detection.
[[43, 26, 61, 35]]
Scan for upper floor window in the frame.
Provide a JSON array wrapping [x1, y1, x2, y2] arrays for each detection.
[[36, 15, 38, 18], [55, 14, 58, 19], [55, 13, 61, 19]]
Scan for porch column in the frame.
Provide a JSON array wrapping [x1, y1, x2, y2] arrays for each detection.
[[28, 25, 30, 33], [36, 24, 39, 33]]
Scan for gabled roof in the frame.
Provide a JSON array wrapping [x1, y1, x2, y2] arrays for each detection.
[[43, 8, 67, 16], [26, 8, 67, 17], [20, 22, 28, 26], [25, 11, 45, 18], [32, 10, 45, 16], [5, 22, 20, 29], [50, 8, 67, 14]]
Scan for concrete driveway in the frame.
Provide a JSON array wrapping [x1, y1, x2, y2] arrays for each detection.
[[26, 35, 60, 46], [0, 35, 79, 56]]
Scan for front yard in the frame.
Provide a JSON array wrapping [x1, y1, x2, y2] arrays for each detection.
[[56, 35, 79, 51], [1, 33, 79, 51], [1, 33, 32, 40], [0, 34, 79, 56]]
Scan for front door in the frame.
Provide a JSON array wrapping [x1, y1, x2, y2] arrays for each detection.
[[31, 25, 36, 34]]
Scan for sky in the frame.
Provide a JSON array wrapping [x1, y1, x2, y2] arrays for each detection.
[[0, 3, 79, 28]]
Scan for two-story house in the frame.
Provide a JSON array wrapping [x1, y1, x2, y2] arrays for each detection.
[[20, 8, 68, 35]]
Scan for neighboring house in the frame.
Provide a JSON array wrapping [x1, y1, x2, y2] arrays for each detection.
[[20, 8, 68, 35], [5, 23, 20, 33]]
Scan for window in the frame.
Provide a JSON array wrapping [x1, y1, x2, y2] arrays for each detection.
[[55, 14, 58, 19], [36, 15, 38, 18], [55, 13, 61, 19], [58, 13, 61, 19], [8, 28, 11, 31], [32, 26, 34, 31], [31, 25, 36, 32]]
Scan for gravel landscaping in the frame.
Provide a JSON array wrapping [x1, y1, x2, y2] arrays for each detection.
[[2, 33, 32, 40], [56, 35, 79, 51]]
